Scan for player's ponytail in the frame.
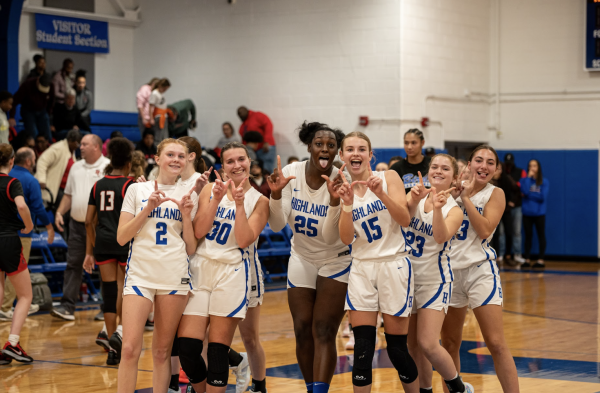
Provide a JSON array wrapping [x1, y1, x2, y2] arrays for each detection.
[[0, 143, 14, 168]]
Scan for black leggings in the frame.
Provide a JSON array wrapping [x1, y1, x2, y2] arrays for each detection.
[[523, 215, 546, 260]]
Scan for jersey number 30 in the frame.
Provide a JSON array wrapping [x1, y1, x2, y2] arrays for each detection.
[[206, 221, 232, 245]]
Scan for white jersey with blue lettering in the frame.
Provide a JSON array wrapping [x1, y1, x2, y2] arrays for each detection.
[[350, 171, 409, 262], [121, 181, 199, 291], [269, 161, 349, 261], [449, 183, 498, 270], [408, 195, 459, 285], [195, 185, 263, 265]]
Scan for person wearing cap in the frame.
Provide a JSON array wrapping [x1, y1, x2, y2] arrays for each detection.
[[9, 73, 55, 141], [503, 153, 527, 264]]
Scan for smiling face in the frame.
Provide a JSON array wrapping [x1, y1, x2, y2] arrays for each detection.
[[340, 136, 372, 176], [469, 149, 497, 185], [428, 156, 456, 190], [155, 142, 187, 177], [308, 130, 339, 173], [222, 147, 250, 183]]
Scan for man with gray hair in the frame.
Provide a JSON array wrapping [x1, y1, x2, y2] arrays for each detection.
[[51, 134, 109, 321], [52, 89, 90, 141]]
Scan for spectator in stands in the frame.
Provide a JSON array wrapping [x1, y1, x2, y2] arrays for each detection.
[[375, 162, 388, 171], [168, 99, 196, 138], [0, 91, 12, 144], [288, 156, 299, 165], [149, 78, 172, 143], [135, 128, 157, 176], [520, 159, 549, 269], [52, 90, 90, 140], [387, 156, 402, 168], [74, 72, 93, 128], [0, 147, 53, 320], [249, 160, 270, 198], [8, 73, 54, 141], [504, 153, 526, 264], [51, 135, 109, 321], [216, 122, 241, 148], [237, 106, 277, 172], [242, 131, 263, 161], [136, 77, 160, 134], [35, 130, 80, 205], [34, 135, 49, 159], [102, 131, 123, 156], [26, 54, 46, 80], [52, 58, 74, 105]]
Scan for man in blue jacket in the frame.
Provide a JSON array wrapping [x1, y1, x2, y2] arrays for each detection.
[[0, 147, 55, 319]]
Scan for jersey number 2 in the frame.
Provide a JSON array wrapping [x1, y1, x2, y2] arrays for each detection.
[[360, 217, 382, 244], [99, 190, 115, 211], [156, 222, 167, 245]]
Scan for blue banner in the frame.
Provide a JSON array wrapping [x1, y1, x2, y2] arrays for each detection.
[[35, 13, 109, 54], [586, 0, 600, 71]]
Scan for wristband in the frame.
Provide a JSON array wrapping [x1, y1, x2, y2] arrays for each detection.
[[343, 203, 353, 212]]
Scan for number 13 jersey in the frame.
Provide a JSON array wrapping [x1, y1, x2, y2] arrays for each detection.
[[121, 181, 199, 291]]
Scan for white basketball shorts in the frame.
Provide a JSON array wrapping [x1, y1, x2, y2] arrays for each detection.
[[123, 285, 188, 303], [248, 257, 264, 308], [449, 260, 503, 309], [286, 250, 352, 290], [412, 282, 452, 314]]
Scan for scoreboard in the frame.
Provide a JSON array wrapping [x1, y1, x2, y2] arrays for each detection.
[[586, 0, 600, 70]]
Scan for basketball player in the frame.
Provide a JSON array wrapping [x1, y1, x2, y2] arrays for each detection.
[[116, 138, 198, 393], [405, 155, 474, 393], [267, 122, 349, 393], [177, 142, 269, 393], [0, 143, 35, 364], [322, 132, 418, 393], [441, 146, 519, 392], [84, 138, 135, 366]]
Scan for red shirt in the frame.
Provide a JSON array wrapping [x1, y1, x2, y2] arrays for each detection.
[[239, 110, 275, 148], [250, 177, 271, 199], [60, 158, 75, 189]]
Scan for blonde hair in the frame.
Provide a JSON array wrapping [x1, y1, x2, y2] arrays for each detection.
[[156, 138, 189, 157], [341, 131, 372, 151], [130, 150, 147, 179], [429, 153, 459, 178]]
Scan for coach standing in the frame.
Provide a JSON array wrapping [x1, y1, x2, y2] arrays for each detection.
[[237, 106, 277, 172], [51, 135, 109, 321]]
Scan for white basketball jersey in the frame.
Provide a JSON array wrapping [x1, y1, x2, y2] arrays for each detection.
[[350, 171, 409, 262], [178, 171, 201, 190], [281, 161, 350, 261], [449, 183, 498, 270], [408, 195, 459, 285], [196, 185, 263, 266], [122, 182, 199, 291]]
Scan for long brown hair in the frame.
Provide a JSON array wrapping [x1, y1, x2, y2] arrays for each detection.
[[179, 136, 206, 173], [130, 151, 147, 179], [0, 143, 14, 167], [528, 159, 544, 186], [468, 144, 499, 165]]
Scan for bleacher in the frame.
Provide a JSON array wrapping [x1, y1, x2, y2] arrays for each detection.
[[89, 110, 140, 142]]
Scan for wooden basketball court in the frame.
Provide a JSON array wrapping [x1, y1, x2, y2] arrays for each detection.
[[2, 261, 599, 392]]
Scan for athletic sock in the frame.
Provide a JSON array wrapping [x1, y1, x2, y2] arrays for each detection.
[[8, 334, 19, 346], [313, 382, 329, 393], [148, 311, 154, 322], [420, 388, 433, 393], [101, 323, 107, 334], [445, 374, 466, 393], [251, 378, 266, 392], [169, 374, 179, 390], [228, 349, 243, 367], [306, 382, 314, 392], [116, 325, 123, 336]]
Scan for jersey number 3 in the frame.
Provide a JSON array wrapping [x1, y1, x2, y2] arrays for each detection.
[[99, 190, 115, 211]]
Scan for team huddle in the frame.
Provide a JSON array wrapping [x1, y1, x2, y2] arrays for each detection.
[[0, 121, 520, 393]]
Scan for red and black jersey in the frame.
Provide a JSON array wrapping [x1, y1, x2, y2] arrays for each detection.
[[88, 175, 133, 255], [0, 173, 25, 237]]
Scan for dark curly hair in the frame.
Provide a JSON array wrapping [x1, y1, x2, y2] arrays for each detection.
[[104, 137, 133, 174], [297, 121, 344, 149]]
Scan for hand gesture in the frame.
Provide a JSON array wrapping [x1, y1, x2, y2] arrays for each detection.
[[337, 171, 365, 206], [460, 175, 475, 198], [365, 167, 384, 197], [146, 181, 169, 211], [321, 163, 346, 200], [194, 166, 213, 195], [267, 156, 296, 193], [233, 177, 249, 206], [431, 187, 456, 209], [212, 170, 232, 202], [410, 171, 431, 201], [169, 188, 195, 217], [83, 255, 95, 274]]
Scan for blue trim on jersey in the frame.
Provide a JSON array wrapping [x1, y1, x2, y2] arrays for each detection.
[[422, 283, 445, 309], [488, 240, 497, 260], [287, 278, 296, 288], [480, 239, 491, 262], [327, 261, 352, 279], [481, 261, 498, 306], [186, 256, 192, 290], [394, 257, 412, 316], [253, 245, 261, 297], [124, 238, 134, 288], [227, 254, 249, 318], [168, 290, 177, 295], [400, 227, 409, 253], [437, 242, 448, 284], [346, 292, 356, 311], [132, 286, 143, 297]]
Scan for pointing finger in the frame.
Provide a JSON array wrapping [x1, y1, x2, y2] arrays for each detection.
[[206, 166, 213, 174], [443, 187, 456, 196], [154, 180, 158, 192], [321, 174, 331, 183], [214, 170, 222, 182], [418, 171, 424, 186], [277, 155, 282, 174]]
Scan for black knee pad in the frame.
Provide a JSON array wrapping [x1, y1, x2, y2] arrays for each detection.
[[352, 325, 377, 387], [178, 337, 206, 384], [101, 281, 118, 314], [207, 342, 230, 387], [171, 334, 179, 357], [385, 333, 418, 384]]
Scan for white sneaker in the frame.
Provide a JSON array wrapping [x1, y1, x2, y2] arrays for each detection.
[[233, 352, 251, 393], [514, 254, 525, 264], [345, 332, 355, 350], [167, 388, 182, 393], [28, 304, 40, 315], [464, 381, 475, 393], [0, 310, 13, 322]]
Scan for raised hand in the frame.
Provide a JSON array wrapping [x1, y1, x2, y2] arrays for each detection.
[[410, 171, 431, 201], [322, 163, 346, 199], [233, 177, 249, 205], [194, 166, 213, 195], [212, 170, 232, 202], [267, 155, 296, 193], [432, 187, 456, 209], [338, 170, 362, 206], [146, 180, 169, 211], [365, 166, 384, 196], [169, 188, 195, 217]]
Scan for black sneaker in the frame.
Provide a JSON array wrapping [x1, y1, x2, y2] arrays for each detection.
[[109, 331, 122, 354], [51, 306, 75, 321], [145, 319, 155, 331], [520, 262, 531, 269], [106, 348, 120, 365], [0, 352, 12, 365], [185, 383, 196, 393], [532, 262, 545, 269], [2, 341, 33, 363], [96, 330, 110, 351]]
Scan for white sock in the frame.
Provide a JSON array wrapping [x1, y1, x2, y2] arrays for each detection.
[[117, 325, 123, 336], [102, 323, 107, 334], [148, 312, 154, 322], [8, 334, 19, 347]]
